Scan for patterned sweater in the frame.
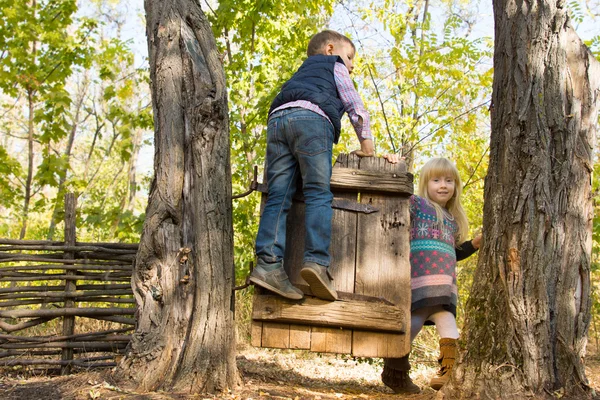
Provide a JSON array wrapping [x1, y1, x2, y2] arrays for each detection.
[[409, 195, 475, 316]]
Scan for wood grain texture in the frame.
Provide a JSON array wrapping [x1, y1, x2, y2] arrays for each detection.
[[310, 326, 352, 354], [330, 168, 413, 195], [261, 322, 290, 349], [352, 331, 407, 358], [252, 294, 405, 333]]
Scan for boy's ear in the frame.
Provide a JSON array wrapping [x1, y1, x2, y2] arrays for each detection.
[[324, 42, 334, 55]]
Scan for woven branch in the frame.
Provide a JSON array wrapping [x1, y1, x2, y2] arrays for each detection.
[[0, 317, 55, 333], [0, 297, 134, 307], [0, 289, 132, 300], [86, 315, 136, 325], [0, 274, 131, 282], [0, 245, 136, 254], [0, 265, 132, 272], [0, 341, 128, 349], [1, 359, 117, 367], [0, 328, 132, 344], [0, 284, 132, 295], [0, 307, 134, 319]]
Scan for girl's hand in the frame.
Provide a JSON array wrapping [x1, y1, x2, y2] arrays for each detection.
[[383, 153, 402, 164], [472, 232, 482, 249]]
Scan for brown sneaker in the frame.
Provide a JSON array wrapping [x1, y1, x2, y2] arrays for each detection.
[[300, 262, 337, 301], [249, 263, 304, 300]]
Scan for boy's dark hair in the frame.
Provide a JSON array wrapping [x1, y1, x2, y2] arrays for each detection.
[[307, 30, 355, 57]]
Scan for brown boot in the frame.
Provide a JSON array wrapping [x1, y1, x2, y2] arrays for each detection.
[[429, 338, 457, 390], [381, 356, 420, 394]]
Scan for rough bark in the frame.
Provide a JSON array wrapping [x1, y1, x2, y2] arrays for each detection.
[[115, 0, 239, 393], [442, 1, 600, 399]]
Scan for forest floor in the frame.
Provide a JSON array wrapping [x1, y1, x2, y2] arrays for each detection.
[[1, 344, 600, 400]]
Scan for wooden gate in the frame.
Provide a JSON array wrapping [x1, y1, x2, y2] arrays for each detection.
[[251, 154, 413, 358]]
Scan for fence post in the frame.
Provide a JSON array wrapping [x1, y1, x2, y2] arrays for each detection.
[[61, 193, 77, 375]]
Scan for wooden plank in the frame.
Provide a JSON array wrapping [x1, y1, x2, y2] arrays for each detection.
[[330, 167, 413, 195], [354, 158, 412, 358], [252, 294, 405, 333], [352, 331, 409, 358], [355, 157, 411, 306], [329, 153, 359, 292], [251, 321, 262, 347], [261, 322, 291, 349], [284, 197, 305, 285], [310, 326, 352, 354], [289, 324, 311, 349]]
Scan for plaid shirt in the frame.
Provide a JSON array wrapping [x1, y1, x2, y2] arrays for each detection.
[[271, 62, 372, 141]]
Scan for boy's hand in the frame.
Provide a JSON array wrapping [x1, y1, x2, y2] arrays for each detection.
[[351, 139, 374, 157]]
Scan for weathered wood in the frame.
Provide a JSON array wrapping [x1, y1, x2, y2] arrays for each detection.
[[284, 195, 305, 285], [330, 167, 413, 195], [252, 155, 412, 357], [352, 331, 407, 358], [329, 153, 359, 293], [261, 322, 291, 348], [289, 324, 310, 349], [257, 166, 413, 196], [310, 326, 352, 353], [252, 294, 405, 333], [354, 157, 411, 357], [250, 321, 262, 347]]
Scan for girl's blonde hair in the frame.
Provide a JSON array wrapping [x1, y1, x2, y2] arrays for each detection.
[[417, 158, 469, 243]]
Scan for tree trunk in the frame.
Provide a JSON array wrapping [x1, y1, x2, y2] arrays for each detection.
[[20, 0, 37, 241], [442, 1, 600, 398], [115, 0, 239, 393]]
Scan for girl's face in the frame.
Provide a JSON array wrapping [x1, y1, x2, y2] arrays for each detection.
[[427, 175, 455, 207]]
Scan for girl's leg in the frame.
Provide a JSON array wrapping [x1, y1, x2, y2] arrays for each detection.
[[410, 307, 432, 341], [428, 310, 459, 339], [427, 308, 459, 390]]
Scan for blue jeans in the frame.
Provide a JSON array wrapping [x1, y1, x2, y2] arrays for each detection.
[[255, 108, 334, 266]]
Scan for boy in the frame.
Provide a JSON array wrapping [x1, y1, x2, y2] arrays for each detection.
[[250, 30, 374, 301]]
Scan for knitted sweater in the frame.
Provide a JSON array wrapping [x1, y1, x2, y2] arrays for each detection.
[[409, 195, 461, 315]]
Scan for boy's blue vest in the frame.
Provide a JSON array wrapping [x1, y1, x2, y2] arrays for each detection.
[[269, 55, 346, 143]]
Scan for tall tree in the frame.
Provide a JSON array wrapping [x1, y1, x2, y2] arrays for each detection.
[[443, 1, 600, 398], [115, 0, 238, 393]]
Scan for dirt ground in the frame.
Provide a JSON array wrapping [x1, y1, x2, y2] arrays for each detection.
[[1, 345, 599, 400]]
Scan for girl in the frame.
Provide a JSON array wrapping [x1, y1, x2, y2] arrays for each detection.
[[382, 156, 482, 394]]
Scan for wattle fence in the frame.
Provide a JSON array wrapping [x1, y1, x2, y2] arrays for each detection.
[[0, 194, 137, 373]]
